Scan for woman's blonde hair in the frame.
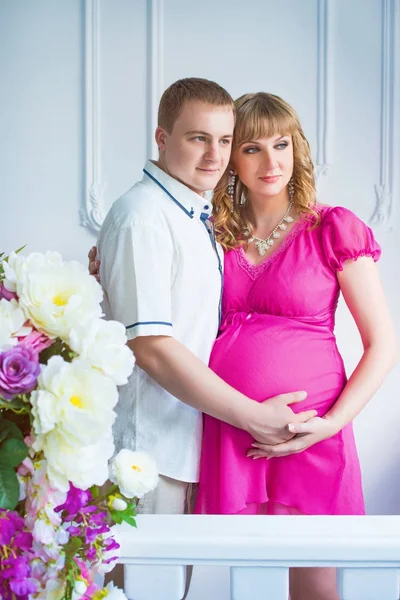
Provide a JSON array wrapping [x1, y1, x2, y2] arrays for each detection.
[[213, 92, 318, 250]]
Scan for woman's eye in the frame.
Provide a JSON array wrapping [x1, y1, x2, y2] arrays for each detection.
[[243, 147, 259, 154], [275, 142, 289, 150]]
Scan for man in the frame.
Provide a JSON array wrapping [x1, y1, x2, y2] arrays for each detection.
[[93, 78, 314, 594]]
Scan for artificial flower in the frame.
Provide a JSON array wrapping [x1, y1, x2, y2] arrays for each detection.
[[70, 318, 135, 385], [110, 450, 158, 499]]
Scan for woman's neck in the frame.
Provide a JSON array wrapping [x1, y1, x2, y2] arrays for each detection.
[[247, 190, 292, 233]]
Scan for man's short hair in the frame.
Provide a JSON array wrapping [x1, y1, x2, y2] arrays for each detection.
[[158, 78, 235, 133]]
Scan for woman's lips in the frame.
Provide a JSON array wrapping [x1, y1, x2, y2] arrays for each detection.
[[259, 175, 280, 183]]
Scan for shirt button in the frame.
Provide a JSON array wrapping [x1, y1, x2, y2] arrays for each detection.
[[204, 205, 209, 210]]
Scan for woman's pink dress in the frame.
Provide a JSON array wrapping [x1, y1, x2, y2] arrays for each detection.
[[195, 206, 381, 516]]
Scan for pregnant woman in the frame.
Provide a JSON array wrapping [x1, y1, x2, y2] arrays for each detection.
[[194, 92, 397, 600]]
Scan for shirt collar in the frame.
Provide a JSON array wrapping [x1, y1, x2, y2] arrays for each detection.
[[142, 160, 213, 219]]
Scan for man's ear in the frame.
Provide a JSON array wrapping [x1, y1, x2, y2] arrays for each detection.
[[155, 126, 168, 151]]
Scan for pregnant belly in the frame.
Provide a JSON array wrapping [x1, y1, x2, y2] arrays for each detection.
[[210, 313, 346, 414]]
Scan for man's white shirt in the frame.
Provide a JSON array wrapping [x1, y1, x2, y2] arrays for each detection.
[[98, 160, 223, 482]]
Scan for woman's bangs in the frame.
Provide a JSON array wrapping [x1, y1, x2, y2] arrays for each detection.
[[235, 103, 296, 146]]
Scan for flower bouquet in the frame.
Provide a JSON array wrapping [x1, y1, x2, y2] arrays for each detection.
[[0, 250, 158, 599]]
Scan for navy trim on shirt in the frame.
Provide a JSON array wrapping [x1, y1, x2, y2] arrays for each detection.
[[143, 168, 195, 218], [126, 321, 173, 330]]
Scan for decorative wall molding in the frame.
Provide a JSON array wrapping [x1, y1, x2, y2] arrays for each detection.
[[370, 0, 399, 231], [315, 0, 334, 183], [80, 0, 105, 233], [147, 0, 164, 159]]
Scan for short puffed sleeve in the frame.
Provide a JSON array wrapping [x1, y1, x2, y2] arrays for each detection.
[[321, 206, 381, 271]]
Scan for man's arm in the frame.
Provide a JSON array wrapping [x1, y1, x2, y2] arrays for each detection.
[[93, 222, 315, 446], [130, 335, 313, 445]]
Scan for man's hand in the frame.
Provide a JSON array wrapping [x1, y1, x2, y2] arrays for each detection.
[[247, 415, 340, 458], [88, 246, 100, 282], [246, 391, 317, 445]]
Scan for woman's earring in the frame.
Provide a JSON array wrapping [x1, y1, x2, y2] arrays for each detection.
[[227, 169, 236, 200], [240, 192, 246, 205], [288, 179, 294, 201]]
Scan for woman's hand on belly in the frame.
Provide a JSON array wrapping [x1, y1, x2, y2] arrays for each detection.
[[246, 415, 340, 459], [246, 392, 318, 445]]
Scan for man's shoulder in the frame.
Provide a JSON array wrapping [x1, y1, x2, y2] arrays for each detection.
[[112, 182, 163, 220], [101, 181, 167, 234]]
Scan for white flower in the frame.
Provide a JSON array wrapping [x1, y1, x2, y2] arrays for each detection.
[[31, 356, 118, 445], [40, 579, 66, 600], [110, 497, 127, 511], [70, 319, 135, 385], [43, 430, 114, 492], [102, 582, 128, 600], [71, 580, 87, 600], [0, 297, 31, 351], [32, 517, 57, 545], [6, 251, 103, 341], [2, 252, 25, 292], [110, 450, 158, 499]]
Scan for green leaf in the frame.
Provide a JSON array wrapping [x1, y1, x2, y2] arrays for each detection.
[[39, 338, 72, 364], [0, 463, 20, 509], [0, 437, 28, 467], [90, 485, 99, 498], [64, 536, 83, 559], [109, 509, 124, 525], [0, 419, 24, 443], [122, 514, 137, 528]]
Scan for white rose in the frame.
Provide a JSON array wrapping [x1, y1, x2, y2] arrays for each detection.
[[0, 298, 31, 351], [31, 356, 118, 445], [44, 430, 114, 492], [110, 450, 158, 499], [9, 251, 103, 341], [30, 389, 58, 435], [70, 319, 135, 385]]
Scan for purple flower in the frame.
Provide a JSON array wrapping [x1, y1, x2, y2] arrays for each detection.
[[0, 511, 36, 599], [0, 510, 24, 545], [56, 484, 92, 518], [10, 577, 37, 596], [85, 525, 109, 544], [86, 546, 97, 561], [104, 537, 120, 553], [0, 345, 40, 401]]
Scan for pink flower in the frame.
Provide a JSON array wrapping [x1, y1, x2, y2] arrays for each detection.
[[0, 282, 17, 301], [19, 329, 53, 355]]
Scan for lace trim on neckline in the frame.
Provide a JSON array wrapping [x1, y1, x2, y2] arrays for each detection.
[[235, 217, 309, 280]]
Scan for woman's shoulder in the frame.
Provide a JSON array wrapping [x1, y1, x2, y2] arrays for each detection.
[[313, 204, 381, 269], [315, 203, 362, 223]]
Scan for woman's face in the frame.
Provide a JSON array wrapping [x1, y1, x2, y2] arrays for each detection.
[[232, 133, 294, 199]]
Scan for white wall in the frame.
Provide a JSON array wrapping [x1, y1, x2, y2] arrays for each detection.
[[1, 0, 399, 594]]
